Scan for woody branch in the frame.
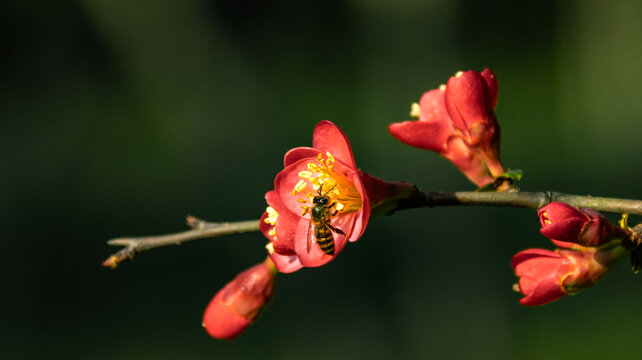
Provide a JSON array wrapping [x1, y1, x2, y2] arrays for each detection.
[[103, 190, 642, 267]]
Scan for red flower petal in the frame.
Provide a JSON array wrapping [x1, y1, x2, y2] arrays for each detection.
[[480, 68, 498, 109], [312, 120, 357, 169], [512, 248, 561, 278], [263, 190, 298, 255], [283, 147, 319, 167], [268, 252, 303, 273], [202, 288, 252, 340], [388, 120, 452, 152], [418, 87, 450, 122], [445, 70, 491, 132], [512, 249, 570, 306], [539, 218, 587, 243], [538, 203, 587, 226], [518, 273, 567, 306], [348, 171, 369, 241], [274, 158, 319, 215]]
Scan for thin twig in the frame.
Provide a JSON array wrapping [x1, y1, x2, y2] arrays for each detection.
[[102, 216, 260, 268], [103, 191, 642, 268]]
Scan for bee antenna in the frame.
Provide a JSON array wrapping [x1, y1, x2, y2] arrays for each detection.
[[323, 184, 337, 196]]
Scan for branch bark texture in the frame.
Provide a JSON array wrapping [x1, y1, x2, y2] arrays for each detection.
[[103, 191, 642, 267]]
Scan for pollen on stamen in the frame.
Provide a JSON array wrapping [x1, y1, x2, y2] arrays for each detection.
[[265, 207, 278, 225], [455, 71, 463, 78], [268, 228, 276, 238], [325, 152, 335, 166], [266, 242, 275, 255], [336, 203, 344, 211], [292, 179, 307, 196], [301, 206, 310, 216], [298, 171, 313, 179], [541, 212, 551, 225], [308, 162, 320, 173], [317, 153, 323, 162], [410, 102, 421, 118], [298, 198, 307, 203]]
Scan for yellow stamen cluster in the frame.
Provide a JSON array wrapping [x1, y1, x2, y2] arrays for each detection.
[[291, 152, 362, 215], [264, 206, 278, 239]]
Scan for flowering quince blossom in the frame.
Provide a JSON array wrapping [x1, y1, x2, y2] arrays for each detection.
[[538, 202, 627, 249], [202, 257, 277, 340], [511, 247, 619, 306], [260, 120, 415, 273], [388, 68, 504, 187]]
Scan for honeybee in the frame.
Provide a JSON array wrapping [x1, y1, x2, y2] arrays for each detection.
[[307, 184, 345, 255]]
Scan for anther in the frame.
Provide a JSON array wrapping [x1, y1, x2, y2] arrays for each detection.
[[292, 179, 307, 195], [298, 171, 313, 179], [410, 102, 421, 118], [265, 242, 275, 255]]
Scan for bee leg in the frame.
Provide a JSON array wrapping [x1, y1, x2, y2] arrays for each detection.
[[327, 223, 345, 236], [328, 202, 339, 216]]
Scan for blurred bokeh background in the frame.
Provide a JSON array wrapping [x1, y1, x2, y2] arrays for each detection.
[[2, 0, 642, 359]]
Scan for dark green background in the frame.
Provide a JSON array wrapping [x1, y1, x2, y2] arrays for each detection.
[[3, 0, 642, 359]]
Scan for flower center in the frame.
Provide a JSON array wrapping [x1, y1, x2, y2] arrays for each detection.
[[291, 152, 362, 216]]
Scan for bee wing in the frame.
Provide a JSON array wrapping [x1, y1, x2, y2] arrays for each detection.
[[306, 219, 315, 254]]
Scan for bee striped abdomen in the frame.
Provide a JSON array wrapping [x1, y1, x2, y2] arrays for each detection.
[[314, 226, 335, 255]]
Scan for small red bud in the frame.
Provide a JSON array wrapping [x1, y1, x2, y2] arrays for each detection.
[[202, 258, 277, 340], [538, 202, 621, 247]]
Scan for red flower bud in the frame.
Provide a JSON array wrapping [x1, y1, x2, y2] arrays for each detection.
[[388, 68, 504, 187], [538, 202, 622, 247], [202, 258, 277, 340], [511, 248, 616, 306], [445, 69, 498, 145]]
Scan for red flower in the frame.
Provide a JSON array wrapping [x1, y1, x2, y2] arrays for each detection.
[[538, 202, 625, 248], [261, 121, 415, 272], [511, 248, 616, 306], [388, 68, 504, 187], [202, 257, 277, 340]]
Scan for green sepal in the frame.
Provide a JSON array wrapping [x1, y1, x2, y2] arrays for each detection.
[[477, 169, 523, 192]]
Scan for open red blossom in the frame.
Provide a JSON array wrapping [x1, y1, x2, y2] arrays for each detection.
[[261, 121, 415, 272], [538, 202, 626, 248], [511, 248, 616, 306], [388, 68, 504, 187], [202, 257, 277, 340]]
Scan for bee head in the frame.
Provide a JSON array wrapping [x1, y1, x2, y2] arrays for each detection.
[[313, 195, 329, 205]]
